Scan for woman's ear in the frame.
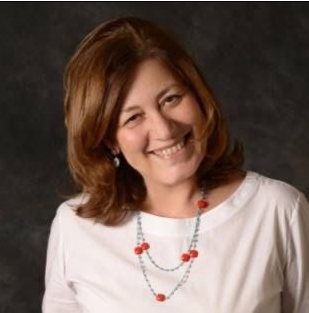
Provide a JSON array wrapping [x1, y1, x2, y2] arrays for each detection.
[[111, 147, 120, 155], [110, 143, 121, 155], [104, 140, 120, 155]]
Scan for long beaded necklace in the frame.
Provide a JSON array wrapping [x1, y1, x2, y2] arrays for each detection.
[[133, 183, 209, 302]]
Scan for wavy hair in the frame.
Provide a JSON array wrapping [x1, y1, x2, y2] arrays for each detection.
[[62, 17, 245, 226]]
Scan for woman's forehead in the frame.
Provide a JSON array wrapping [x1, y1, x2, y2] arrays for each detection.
[[121, 60, 183, 104]]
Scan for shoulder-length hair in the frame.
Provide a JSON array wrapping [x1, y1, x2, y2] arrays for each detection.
[[63, 17, 245, 226]]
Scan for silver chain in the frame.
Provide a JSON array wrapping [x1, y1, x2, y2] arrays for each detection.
[[135, 183, 206, 301]]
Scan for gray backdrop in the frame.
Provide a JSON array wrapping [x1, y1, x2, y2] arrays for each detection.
[[1, 2, 308, 312]]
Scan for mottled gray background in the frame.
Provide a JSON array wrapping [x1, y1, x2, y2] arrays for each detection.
[[1, 2, 309, 312]]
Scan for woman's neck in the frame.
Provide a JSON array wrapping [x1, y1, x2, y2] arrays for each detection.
[[141, 178, 203, 218]]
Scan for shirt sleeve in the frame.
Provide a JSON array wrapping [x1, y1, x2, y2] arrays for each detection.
[[42, 207, 82, 313], [282, 192, 309, 313]]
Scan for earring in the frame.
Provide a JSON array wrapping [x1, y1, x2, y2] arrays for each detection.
[[111, 148, 120, 168], [113, 155, 120, 167]]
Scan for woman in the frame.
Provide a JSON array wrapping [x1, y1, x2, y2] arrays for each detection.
[[42, 17, 309, 312]]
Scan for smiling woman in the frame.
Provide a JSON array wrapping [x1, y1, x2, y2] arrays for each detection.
[[42, 17, 309, 313], [62, 17, 245, 224]]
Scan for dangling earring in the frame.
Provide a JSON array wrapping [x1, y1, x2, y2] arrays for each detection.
[[113, 155, 120, 167], [111, 148, 120, 168]]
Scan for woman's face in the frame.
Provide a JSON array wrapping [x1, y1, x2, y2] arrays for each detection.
[[115, 58, 206, 187]]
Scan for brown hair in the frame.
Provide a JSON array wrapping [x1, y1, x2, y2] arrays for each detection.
[[63, 17, 245, 226]]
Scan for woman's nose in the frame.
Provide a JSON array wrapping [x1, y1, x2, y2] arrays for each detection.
[[148, 112, 177, 140]]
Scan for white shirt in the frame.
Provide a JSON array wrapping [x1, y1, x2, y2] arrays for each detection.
[[42, 170, 309, 312]]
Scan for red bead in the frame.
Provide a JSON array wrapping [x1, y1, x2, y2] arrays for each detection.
[[189, 249, 199, 258], [156, 293, 166, 302], [134, 246, 143, 254], [141, 242, 150, 250], [181, 253, 191, 262], [197, 199, 208, 209]]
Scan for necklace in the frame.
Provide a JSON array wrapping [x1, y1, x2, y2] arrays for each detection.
[[134, 183, 208, 302]]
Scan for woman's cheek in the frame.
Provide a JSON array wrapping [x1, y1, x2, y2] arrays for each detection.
[[120, 130, 147, 154]]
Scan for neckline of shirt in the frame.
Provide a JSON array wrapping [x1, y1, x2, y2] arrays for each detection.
[[136, 170, 260, 236]]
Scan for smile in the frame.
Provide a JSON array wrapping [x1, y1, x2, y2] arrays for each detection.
[[151, 133, 191, 159]]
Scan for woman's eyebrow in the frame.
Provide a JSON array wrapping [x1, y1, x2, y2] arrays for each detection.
[[121, 83, 182, 113]]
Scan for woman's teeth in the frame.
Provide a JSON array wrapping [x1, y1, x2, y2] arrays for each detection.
[[153, 138, 185, 158]]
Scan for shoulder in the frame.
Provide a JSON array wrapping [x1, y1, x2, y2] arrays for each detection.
[[257, 171, 302, 200], [252, 170, 307, 218], [55, 192, 91, 226]]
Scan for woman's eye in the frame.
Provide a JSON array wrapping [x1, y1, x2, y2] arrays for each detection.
[[164, 94, 182, 105], [125, 114, 141, 125]]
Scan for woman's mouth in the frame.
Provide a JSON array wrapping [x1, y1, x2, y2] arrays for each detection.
[[150, 132, 191, 159]]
